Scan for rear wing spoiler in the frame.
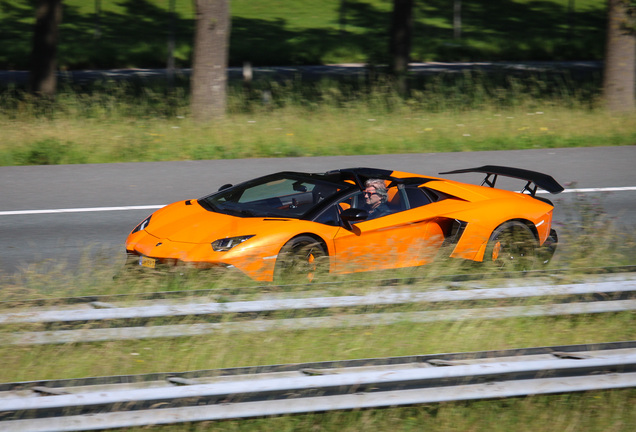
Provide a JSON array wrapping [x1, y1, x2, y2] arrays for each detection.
[[439, 165, 564, 196]]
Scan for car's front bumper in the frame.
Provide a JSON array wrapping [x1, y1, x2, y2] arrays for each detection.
[[122, 250, 252, 279]]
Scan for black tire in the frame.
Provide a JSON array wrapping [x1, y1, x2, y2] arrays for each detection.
[[485, 221, 538, 271], [538, 229, 558, 265], [274, 236, 328, 283]]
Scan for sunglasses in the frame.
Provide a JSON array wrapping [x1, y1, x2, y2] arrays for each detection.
[[363, 191, 378, 197]]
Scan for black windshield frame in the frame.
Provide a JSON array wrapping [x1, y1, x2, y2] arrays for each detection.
[[198, 172, 356, 219]]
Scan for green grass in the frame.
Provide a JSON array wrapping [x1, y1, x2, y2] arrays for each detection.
[[2, 304, 635, 431], [0, 0, 607, 69], [2, 102, 634, 166], [2, 311, 635, 380], [1, 194, 635, 430], [1, 72, 635, 166]]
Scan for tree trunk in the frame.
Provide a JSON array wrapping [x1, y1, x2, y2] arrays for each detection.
[[453, 0, 462, 40], [191, 0, 231, 122], [29, 0, 63, 97], [603, 0, 636, 112], [389, 0, 413, 96], [339, 0, 348, 34], [167, 0, 176, 90]]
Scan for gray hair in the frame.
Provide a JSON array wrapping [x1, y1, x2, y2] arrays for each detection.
[[365, 179, 388, 202]]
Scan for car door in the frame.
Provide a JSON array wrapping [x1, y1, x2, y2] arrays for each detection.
[[330, 186, 443, 274]]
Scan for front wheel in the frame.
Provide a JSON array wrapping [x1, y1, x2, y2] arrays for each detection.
[[274, 236, 328, 283], [485, 221, 538, 271]]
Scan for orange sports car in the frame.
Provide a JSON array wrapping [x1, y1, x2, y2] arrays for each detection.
[[125, 166, 563, 282]]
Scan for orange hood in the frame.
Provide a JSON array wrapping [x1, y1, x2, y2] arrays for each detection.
[[144, 200, 293, 244]]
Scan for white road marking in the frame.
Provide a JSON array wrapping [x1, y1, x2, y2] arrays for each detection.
[[537, 186, 636, 194], [1, 186, 635, 216], [0, 205, 163, 216]]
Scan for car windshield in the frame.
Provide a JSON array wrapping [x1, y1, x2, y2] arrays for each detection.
[[198, 172, 350, 218]]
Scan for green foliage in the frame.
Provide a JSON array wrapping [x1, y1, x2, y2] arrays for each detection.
[[10, 138, 86, 165], [0, 0, 608, 69], [0, 0, 632, 167], [1, 67, 634, 167]]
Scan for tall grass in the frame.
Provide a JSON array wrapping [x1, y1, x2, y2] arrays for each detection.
[[2, 297, 634, 431], [1, 72, 634, 166]]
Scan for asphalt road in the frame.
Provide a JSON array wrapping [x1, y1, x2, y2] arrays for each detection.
[[1, 146, 635, 275]]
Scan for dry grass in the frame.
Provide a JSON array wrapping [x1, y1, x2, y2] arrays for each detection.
[[2, 106, 635, 165]]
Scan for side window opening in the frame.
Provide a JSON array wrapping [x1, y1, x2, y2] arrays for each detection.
[[314, 184, 438, 226], [404, 186, 433, 209], [421, 187, 449, 203]]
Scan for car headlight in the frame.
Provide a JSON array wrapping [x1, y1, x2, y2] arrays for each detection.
[[131, 216, 152, 234], [211, 235, 254, 251]]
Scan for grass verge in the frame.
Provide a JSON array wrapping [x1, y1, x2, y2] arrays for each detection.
[[3, 242, 634, 426], [2, 311, 635, 431], [1, 73, 635, 166]]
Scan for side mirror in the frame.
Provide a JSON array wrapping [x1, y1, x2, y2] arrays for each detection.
[[341, 208, 368, 222], [292, 181, 307, 192], [218, 183, 233, 191]]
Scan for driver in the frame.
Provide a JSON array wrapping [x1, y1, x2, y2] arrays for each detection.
[[363, 179, 391, 219]]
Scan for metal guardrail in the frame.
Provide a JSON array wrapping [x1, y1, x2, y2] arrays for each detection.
[[5, 265, 636, 308], [1, 279, 634, 345], [2, 341, 635, 431], [1, 279, 634, 325]]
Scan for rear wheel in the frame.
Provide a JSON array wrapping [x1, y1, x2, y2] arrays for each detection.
[[485, 221, 538, 271], [274, 236, 328, 283]]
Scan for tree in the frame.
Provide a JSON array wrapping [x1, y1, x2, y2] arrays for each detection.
[[190, 0, 231, 122], [603, 0, 636, 111], [453, 0, 462, 40], [29, 0, 63, 97], [389, 0, 414, 96], [167, 0, 176, 89], [339, 0, 348, 34]]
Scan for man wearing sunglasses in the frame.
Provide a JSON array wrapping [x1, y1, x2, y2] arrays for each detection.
[[363, 179, 391, 220]]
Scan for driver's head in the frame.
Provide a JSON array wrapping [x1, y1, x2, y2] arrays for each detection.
[[364, 179, 388, 206]]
